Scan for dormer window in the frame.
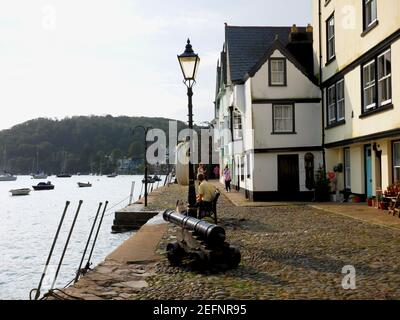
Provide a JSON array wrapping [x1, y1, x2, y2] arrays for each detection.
[[269, 58, 287, 86]]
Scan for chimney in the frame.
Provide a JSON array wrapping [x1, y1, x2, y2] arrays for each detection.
[[291, 24, 298, 33], [306, 24, 313, 33]]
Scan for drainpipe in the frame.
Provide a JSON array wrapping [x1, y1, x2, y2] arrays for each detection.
[[319, 0, 327, 175], [229, 105, 236, 188]]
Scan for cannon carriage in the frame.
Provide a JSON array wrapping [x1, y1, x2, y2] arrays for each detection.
[[163, 209, 241, 270]]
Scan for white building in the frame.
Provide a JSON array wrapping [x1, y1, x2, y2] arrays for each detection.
[[214, 24, 323, 201], [312, 0, 400, 198]]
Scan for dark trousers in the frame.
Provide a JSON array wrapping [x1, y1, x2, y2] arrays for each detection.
[[225, 180, 231, 192]]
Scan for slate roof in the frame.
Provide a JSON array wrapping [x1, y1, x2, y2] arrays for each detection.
[[225, 25, 312, 84]]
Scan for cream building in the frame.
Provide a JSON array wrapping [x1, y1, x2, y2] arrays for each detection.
[[312, 0, 400, 198]]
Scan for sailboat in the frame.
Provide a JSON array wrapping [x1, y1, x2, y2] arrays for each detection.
[[57, 149, 72, 178], [0, 146, 17, 182], [31, 149, 48, 179]]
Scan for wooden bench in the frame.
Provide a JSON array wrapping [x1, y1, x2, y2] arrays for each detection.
[[198, 191, 220, 224]]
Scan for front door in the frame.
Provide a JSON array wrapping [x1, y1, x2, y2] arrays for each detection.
[[365, 145, 373, 197], [278, 155, 300, 197]]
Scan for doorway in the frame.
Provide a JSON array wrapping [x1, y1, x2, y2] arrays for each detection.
[[278, 155, 300, 196], [364, 145, 373, 197]]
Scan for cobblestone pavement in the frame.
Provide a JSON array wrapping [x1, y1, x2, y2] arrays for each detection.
[[140, 185, 400, 300], [60, 184, 400, 300]]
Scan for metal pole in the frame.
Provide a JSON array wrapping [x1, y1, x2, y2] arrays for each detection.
[[129, 181, 135, 205], [139, 182, 143, 199], [85, 201, 109, 270], [51, 200, 83, 290], [144, 135, 148, 206], [33, 201, 70, 300], [74, 202, 103, 284], [187, 86, 197, 217]]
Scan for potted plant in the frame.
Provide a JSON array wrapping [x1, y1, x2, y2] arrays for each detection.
[[371, 196, 377, 207], [380, 198, 390, 210], [367, 196, 374, 207]]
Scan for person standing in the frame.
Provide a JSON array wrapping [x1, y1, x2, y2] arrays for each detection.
[[197, 163, 207, 180], [223, 165, 231, 192], [213, 165, 220, 179]]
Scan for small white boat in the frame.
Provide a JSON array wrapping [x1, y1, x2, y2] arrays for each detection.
[[32, 172, 48, 179], [0, 173, 17, 181], [78, 182, 92, 188], [9, 188, 31, 196], [107, 173, 118, 178]]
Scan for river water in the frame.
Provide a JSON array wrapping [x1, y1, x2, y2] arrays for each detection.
[[0, 175, 161, 300]]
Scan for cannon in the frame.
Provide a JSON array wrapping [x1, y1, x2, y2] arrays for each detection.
[[163, 209, 241, 270]]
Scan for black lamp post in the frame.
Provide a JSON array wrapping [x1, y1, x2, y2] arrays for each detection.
[[178, 39, 200, 218], [133, 125, 152, 207]]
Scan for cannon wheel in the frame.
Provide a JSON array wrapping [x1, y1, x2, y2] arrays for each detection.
[[166, 242, 184, 266], [228, 246, 241, 268], [190, 251, 207, 271]]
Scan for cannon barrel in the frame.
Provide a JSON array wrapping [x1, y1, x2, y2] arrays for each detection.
[[163, 209, 225, 245]]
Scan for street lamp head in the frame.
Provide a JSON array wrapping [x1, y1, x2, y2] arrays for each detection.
[[178, 39, 200, 86]]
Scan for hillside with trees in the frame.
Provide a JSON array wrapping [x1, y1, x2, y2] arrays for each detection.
[[0, 115, 188, 175]]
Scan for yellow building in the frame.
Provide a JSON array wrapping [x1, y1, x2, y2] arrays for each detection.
[[312, 0, 400, 198]]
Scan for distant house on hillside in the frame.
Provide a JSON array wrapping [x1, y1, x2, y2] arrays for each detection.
[[214, 24, 322, 201]]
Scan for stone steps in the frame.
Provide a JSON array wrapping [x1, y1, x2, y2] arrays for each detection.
[[112, 203, 159, 233]]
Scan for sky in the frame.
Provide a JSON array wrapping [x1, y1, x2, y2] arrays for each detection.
[[0, 0, 311, 130]]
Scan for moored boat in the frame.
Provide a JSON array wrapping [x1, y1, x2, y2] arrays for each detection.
[[78, 182, 92, 188], [33, 181, 55, 191], [9, 188, 31, 196], [142, 176, 155, 184], [56, 173, 72, 178], [152, 175, 162, 182], [32, 172, 48, 179], [107, 172, 118, 178], [0, 173, 17, 182]]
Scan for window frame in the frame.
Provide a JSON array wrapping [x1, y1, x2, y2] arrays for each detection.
[[344, 147, 351, 190], [326, 14, 336, 63], [246, 153, 251, 179], [268, 58, 287, 87], [336, 79, 345, 121], [233, 111, 243, 140], [377, 48, 392, 106], [362, 59, 377, 110], [272, 104, 295, 134], [361, 48, 392, 115], [326, 79, 345, 126], [393, 141, 400, 184], [363, 0, 378, 31]]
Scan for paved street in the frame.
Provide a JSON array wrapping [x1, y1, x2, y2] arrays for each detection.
[[138, 184, 400, 300], [59, 184, 400, 300]]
